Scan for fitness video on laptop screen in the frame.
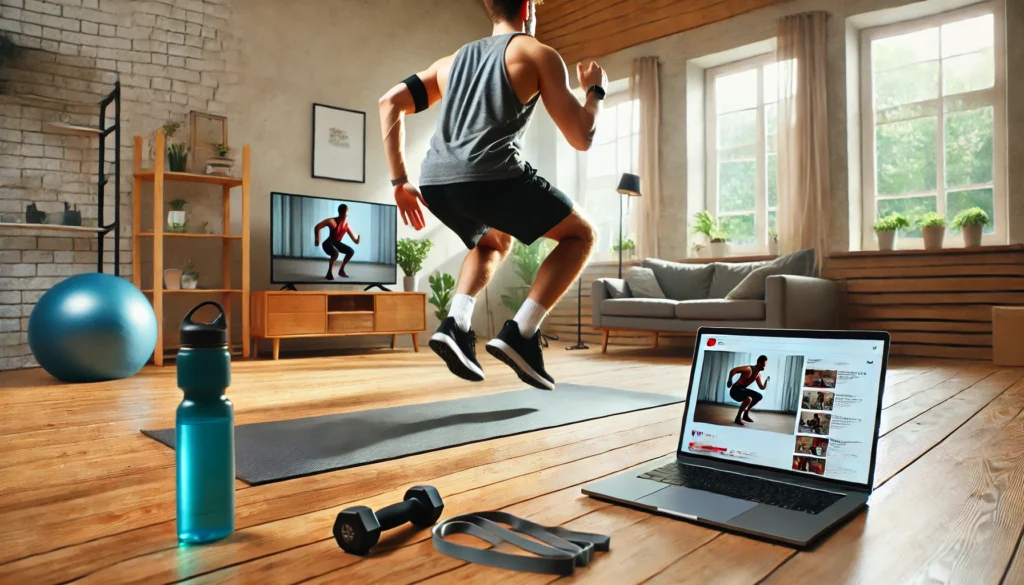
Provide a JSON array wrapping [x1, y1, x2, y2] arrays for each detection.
[[682, 333, 886, 486]]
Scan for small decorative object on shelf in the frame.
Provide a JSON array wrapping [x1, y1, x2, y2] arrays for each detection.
[[165, 268, 182, 290], [397, 237, 433, 292], [952, 207, 990, 248], [873, 212, 910, 251], [917, 212, 947, 250], [181, 259, 198, 290], [168, 199, 188, 233], [768, 228, 779, 256], [167, 142, 189, 173], [206, 144, 234, 176], [26, 203, 46, 224], [200, 220, 211, 234]]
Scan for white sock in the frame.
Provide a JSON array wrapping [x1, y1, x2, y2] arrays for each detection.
[[448, 294, 476, 332], [514, 299, 547, 339]]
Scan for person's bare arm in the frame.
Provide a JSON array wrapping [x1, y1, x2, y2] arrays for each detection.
[[756, 374, 769, 390], [534, 45, 606, 151], [346, 226, 361, 245], [378, 56, 449, 230], [313, 219, 331, 246], [727, 366, 743, 386]]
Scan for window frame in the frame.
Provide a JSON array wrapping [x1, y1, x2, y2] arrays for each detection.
[[573, 89, 639, 262], [704, 52, 778, 255], [859, 0, 1007, 250]]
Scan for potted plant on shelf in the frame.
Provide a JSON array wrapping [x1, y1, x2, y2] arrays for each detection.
[[396, 237, 433, 292], [168, 199, 188, 233], [611, 236, 636, 260], [917, 212, 947, 250], [164, 266, 182, 290], [206, 144, 233, 176], [768, 228, 779, 256], [873, 212, 910, 251], [161, 120, 189, 172], [181, 259, 199, 290], [428, 272, 456, 322], [952, 207, 989, 248]]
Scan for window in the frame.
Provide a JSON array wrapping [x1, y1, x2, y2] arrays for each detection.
[[861, 2, 1006, 247], [573, 92, 639, 260], [705, 54, 780, 252]]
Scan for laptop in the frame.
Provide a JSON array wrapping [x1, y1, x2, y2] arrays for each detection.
[[583, 327, 890, 547]]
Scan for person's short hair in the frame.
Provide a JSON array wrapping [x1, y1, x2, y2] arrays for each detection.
[[338, 204, 348, 216], [756, 355, 768, 365], [482, 0, 540, 23]]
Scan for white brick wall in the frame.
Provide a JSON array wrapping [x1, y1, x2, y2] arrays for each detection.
[[0, 0, 239, 370]]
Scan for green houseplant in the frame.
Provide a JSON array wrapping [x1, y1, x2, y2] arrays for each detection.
[[501, 239, 552, 315], [768, 228, 779, 256], [917, 212, 947, 250], [952, 207, 990, 248], [206, 143, 234, 177], [692, 210, 729, 257], [428, 272, 456, 322], [611, 236, 636, 259], [167, 198, 187, 233], [181, 259, 199, 290], [167, 143, 189, 173], [396, 238, 433, 292], [873, 212, 910, 251]]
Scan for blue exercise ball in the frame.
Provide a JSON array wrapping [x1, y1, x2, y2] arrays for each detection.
[[28, 273, 157, 383]]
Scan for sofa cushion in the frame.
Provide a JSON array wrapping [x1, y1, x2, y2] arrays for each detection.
[[674, 299, 766, 320], [602, 298, 679, 319], [725, 249, 819, 300], [603, 278, 632, 299], [625, 267, 666, 299], [708, 261, 770, 298], [642, 258, 714, 300], [772, 248, 817, 277]]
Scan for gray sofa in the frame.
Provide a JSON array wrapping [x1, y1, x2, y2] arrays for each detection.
[[592, 255, 837, 352]]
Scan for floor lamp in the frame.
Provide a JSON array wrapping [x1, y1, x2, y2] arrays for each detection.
[[565, 276, 589, 351], [616, 173, 642, 278]]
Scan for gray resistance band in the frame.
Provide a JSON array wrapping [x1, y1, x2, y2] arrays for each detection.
[[431, 512, 610, 576]]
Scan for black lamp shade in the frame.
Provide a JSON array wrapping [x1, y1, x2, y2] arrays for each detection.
[[617, 173, 642, 197]]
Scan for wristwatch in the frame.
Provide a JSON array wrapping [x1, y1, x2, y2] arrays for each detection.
[[391, 175, 408, 187], [586, 85, 606, 100]]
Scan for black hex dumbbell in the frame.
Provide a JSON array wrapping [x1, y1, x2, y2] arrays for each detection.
[[333, 486, 444, 555]]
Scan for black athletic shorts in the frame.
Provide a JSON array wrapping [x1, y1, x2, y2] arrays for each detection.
[[322, 239, 354, 257], [729, 384, 763, 403], [419, 164, 574, 250]]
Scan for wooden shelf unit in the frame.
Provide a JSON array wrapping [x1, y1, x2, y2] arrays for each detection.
[[132, 133, 251, 366], [251, 291, 427, 360]]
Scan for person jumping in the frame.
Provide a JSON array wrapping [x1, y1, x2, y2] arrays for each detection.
[[313, 204, 361, 280], [378, 0, 604, 389], [727, 356, 771, 426]]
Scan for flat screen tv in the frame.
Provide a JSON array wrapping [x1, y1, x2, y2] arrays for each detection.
[[270, 192, 398, 286]]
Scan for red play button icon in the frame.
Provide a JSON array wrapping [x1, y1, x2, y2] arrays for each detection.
[[707, 338, 717, 347]]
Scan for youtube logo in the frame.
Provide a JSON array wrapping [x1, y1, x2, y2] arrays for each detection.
[[707, 338, 717, 347]]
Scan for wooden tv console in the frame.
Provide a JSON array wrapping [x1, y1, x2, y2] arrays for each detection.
[[251, 291, 427, 360]]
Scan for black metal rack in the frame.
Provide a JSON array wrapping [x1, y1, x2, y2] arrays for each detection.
[[96, 81, 121, 275]]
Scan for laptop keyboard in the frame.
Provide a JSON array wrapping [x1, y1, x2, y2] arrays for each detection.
[[639, 462, 844, 515]]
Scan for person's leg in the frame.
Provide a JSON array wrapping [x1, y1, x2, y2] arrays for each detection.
[[337, 242, 355, 277], [742, 391, 763, 423], [734, 396, 753, 425], [322, 240, 339, 280], [449, 229, 513, 331]]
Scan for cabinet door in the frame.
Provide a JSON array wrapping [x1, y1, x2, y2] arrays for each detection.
[[375, 295, 425, 332], [268, 295, 326, 313], [267, 313, 326, 336]]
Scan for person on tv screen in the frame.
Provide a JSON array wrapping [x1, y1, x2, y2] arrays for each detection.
[[727, 355, 771, 426], [313, 203, 361, 280]]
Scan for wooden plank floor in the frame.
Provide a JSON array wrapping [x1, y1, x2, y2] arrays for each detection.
[[2, 344, 1024, 584]]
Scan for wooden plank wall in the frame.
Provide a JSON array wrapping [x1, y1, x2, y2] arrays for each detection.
[[823, 245, 1024, 361], [536, 0, 784, 66]]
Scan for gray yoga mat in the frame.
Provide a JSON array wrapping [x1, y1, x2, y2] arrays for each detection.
[[143, 383, 682, 485]]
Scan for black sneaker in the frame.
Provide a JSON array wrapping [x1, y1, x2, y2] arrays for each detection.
[[486, 320, 555, 390], [429, 317, 484, 382]]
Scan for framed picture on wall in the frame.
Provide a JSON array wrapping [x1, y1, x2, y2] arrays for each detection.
[[312, 103, 366, 183], [189, 111, 228, 174]]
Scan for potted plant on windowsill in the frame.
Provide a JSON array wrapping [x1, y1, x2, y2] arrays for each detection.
[[768, 228, 779, 256], [168, 198, 187, 233], [396, 237, 433, 292], [181, 259, 199, 290], [873, 212, 910, 251], [611, 236, 636, 260], [709, 226, 730, 258], [917, 212, 947, 250], [952, 207, 990, 248]]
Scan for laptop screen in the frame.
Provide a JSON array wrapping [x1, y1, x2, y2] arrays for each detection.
[[681, 330, 887, 487]]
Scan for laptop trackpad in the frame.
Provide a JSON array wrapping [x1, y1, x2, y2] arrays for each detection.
[[637, 486, 759, 524]]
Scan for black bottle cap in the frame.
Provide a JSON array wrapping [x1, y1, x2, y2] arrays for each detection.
[[180, 301, 228, 349]]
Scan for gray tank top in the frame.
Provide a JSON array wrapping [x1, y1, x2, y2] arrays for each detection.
[[419, 33, 539, 186]]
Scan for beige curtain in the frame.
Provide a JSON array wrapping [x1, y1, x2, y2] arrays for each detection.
[[777, 12, 831, 267], [630, 57, 661, 259]]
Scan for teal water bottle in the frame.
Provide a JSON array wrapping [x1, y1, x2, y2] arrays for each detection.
[[176, 301, 235, 544]]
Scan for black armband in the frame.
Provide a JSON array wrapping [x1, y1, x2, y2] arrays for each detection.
[[403, 75, 429, 113]]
